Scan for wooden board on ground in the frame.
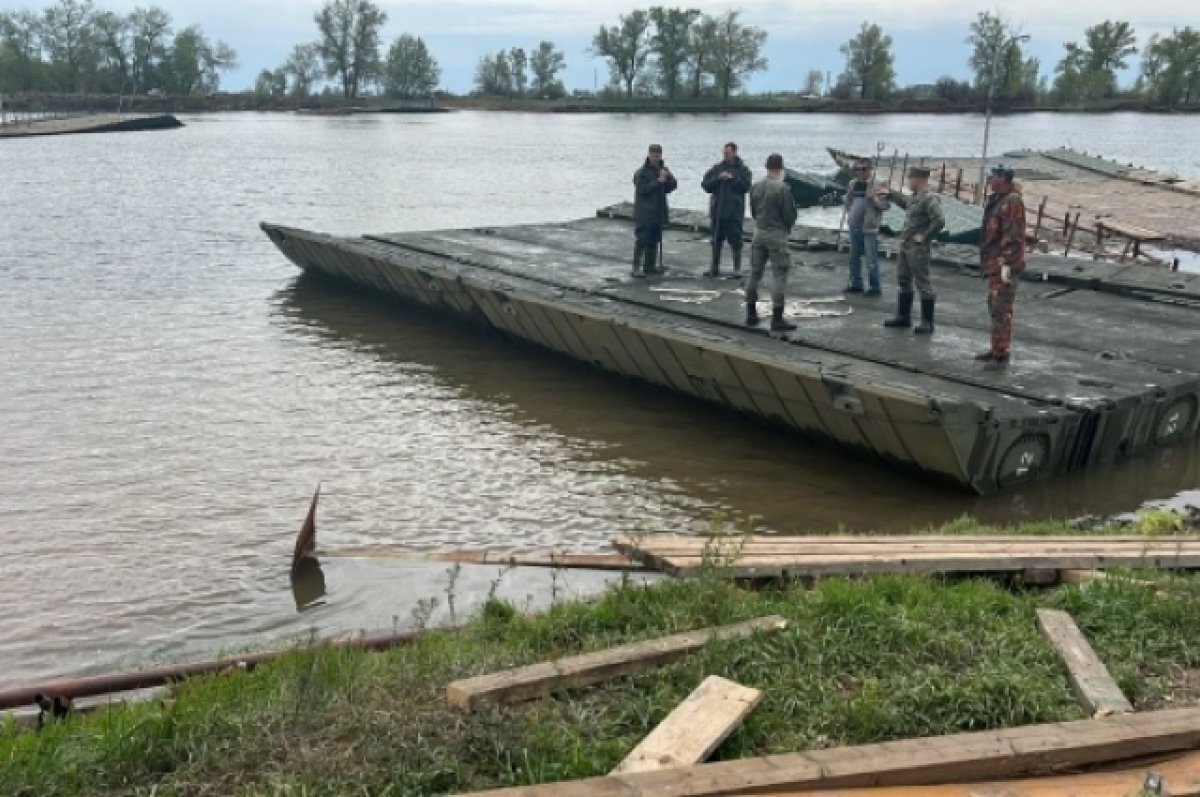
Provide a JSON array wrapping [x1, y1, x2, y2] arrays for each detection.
[[429, 551, 645, 571], [760, 749, 1200, 796], [613, 534, 1200, 579], [612, 676, 762, 775], [454, 707, 1200, 796], [1036, 608, 1133, 717], [445, 616, 787, 711], [1098, 219, 1167, 243]]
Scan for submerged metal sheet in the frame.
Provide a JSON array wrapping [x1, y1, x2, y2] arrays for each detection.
[[260, 211, 1200, 495]]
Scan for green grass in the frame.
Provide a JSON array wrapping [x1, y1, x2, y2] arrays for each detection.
[[4, 521, 1200, 796]]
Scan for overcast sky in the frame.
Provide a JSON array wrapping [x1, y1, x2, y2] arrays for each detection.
[[18, 0, 1198, 92]]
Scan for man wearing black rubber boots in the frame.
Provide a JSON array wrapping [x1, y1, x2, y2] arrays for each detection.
[[632, 144, 677, 278], [701, 142, 752, 277], [884, 166, 945, 334]]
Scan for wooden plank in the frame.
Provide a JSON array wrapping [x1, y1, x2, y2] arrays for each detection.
[[445, 616, 787, 711], [761, 749, 1200, 795], [612, 676, 763, 775], [1098, 219, 1167, 242], [1060, 570, 1164, 590], [455, 707, 1200, 797], [617, 534, 1179, 546], [429, 551, 646, 571], [1036, 609, 1133, 717], [615, 540, 1200, 556], [650, 552, 1200, 579], [612, 535, 1195, 555]]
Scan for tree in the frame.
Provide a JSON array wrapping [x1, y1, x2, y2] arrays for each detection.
[[967, 11, 1038, 102], [284, 43, 323, 97], [529, 40, 566, 99], [590, 9, 652, 98], [1141, 28, 1200, 108], [934, 75, 973, 103], [129, 5, 171, 92], [1083, 20, 1138, 97], [1053, 41, 1088, 101], [163, 25, 235, 95], [708, 10, 767, 103], [92, 10, 132, 92], [41, 0, 98, 92], [683, 13, 718, 97], [201, 38, 237, 93], [314, 0, 387, 100], [648, 6, 700, 100], [802, 69, 823, 96], [0, 10, 45, 92], [166, 25, 203, 94], [1056, 20, 1137, 101], [508, 46, 528, 96], [474, 50, 513, 96], [840, 22, 895, 101], [384, 34, 440, 98], [255, 67, 287, 99]]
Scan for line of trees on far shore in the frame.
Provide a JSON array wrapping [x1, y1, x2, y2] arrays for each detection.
[[0, 0, 237, 96], [4, 1, 1199, 111]]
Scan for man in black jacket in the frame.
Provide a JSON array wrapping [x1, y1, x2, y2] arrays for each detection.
[[701, 142, 753, 277], [632, 144, 677, 277]]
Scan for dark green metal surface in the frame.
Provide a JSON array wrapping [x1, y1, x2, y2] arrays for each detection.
[[260, 208, 1200, 495], [785, 169, 845, 208]]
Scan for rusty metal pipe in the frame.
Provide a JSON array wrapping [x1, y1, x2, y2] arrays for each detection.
[[0, 628, 439, 711]]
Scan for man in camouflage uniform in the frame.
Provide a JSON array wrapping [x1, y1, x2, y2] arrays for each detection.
[[976, 164, 1027, 368], [631, 144, 677, 277], [884, 166, 945, 334], [701, 142, 753, 277], [746, 153, 798, 332]]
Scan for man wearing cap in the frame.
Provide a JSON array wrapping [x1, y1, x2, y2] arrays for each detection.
[[843, 157, 890, 296], [746, 153, 798, 332], [976, 164, 1027, 368], [884, 166, 945, 334], [701, 142, 753, 277], [632, 144, 677, 277]]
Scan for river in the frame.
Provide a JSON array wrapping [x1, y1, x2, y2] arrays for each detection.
[[1, 111, 1197, 688]]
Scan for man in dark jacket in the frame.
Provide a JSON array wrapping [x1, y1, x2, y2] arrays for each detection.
[[632, 144, 677, 277], [701, 142, 753, 277]]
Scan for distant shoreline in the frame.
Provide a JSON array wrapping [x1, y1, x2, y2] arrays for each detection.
[[4, 92, 1198, 117]]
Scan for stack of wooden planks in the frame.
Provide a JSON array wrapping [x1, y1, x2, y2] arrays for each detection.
[[613, 534, 1200, 579]]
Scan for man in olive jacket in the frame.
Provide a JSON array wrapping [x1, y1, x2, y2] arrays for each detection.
[[883, 166, 945, 334], [746, 153, 798, 332], [701, 142, 753, 277], [632, 144, 677, 277]]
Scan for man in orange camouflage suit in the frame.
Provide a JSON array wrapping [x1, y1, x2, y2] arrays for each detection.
[[975, 164, 1026, 369]]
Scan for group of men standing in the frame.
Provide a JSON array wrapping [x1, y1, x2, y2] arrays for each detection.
[[630, 144, 1027, 366]]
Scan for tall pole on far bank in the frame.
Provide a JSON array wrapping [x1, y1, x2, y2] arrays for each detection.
[[977, 33, 1030, 204]]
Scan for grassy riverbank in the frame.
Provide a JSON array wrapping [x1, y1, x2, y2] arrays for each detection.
[[3, 517, 1200, 796]]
